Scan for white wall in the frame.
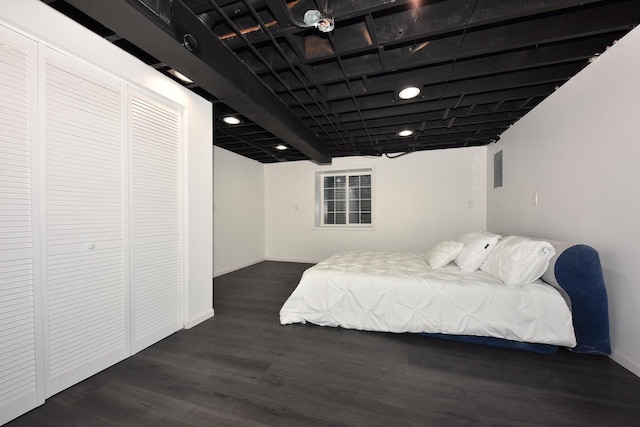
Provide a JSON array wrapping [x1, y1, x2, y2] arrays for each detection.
[[213, 146, 265, 276], [265, 148, 487, 262], [185, 103, 213, 327], [486, 26, 640, 376], [1, 0, 213, 328]]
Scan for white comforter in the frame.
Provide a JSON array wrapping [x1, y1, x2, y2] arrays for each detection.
[[280, 252, 576, 347]]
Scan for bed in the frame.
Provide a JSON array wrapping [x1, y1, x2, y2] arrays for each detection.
[[279, 234, 611, 355]]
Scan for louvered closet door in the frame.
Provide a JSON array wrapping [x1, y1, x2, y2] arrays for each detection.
[[130, 91, 183, 354], [0, 25, 43, 424], [41, 48, 129, 396]]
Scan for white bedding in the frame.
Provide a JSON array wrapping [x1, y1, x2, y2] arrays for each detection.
[[280, 251, 577, 347]]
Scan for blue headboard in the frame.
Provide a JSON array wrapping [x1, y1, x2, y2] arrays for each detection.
[[540, 240, 611, 355], [420, 236, 610, 355]]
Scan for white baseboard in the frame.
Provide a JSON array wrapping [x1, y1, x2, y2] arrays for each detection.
[[611, 349, 640, 378], [265, 257, 322, 264], [213, 258, 265, 278], [184, 308, 214, 329]]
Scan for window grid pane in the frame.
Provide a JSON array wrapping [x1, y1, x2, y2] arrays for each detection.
[[324, 188, 334, 200], [321, 173, 371, 226], [347, 173, 371, 224], [324, 176, 334, 188], [324, 212, 334, 224]]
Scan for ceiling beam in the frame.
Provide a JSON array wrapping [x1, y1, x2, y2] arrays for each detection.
[[216, 126, 285, 162], [339, 111, 522, 132], [262, 0, 294, 32], [65, 0, 332, 164], [340, 120, 514, 139], [249, 2, 636, 79], [268, 32, 620, 94], [330, 83, 560, 123], [223, 0, 416, 49], [286, 61, 581, 114], [224, 0, 602, 51]]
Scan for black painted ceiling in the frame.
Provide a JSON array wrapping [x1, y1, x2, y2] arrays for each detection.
[[44, 0, 640, 163]]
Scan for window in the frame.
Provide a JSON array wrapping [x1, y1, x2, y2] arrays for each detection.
[[315, 169, 373, 227]]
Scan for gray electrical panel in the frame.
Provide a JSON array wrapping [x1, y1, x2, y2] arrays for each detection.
[[494, 150, 503, 188]]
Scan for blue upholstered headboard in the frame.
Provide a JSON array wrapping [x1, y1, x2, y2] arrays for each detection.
[[538, 239, 611, 355], [423, 236, 611, 355]]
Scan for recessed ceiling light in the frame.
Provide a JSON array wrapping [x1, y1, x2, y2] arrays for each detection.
[[275, 144, 288, 150], [222, 116, 241, 125], [167, 69, 193, 84], [398, 129, 414, 137], [398, 86, 421, 100]]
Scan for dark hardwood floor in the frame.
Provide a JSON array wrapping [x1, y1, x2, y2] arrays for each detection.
[[8, 261, 640, 426]]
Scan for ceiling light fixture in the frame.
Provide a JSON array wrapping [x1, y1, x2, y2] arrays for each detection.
[[275, 144, 288, 150], [303, 10, 335, 33], [168, 69, 193, 84], [278, 1, 335, 33], [398, 86, 421, 100], [398, 130, 414, 137], [222, 116, 241, 125]]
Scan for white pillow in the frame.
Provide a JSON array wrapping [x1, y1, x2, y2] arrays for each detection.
[[480, 236, 556, 287], [426, 240, 464, 269], [454, 230, 501, 273]]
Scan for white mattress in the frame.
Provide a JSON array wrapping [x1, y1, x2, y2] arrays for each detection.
[[280, 251, 577, 347]]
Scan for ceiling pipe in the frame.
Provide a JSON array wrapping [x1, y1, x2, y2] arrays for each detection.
[[65, 0, 333, 164]]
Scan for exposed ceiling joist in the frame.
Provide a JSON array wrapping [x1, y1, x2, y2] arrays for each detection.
[[65, 0, 332, 164], [46, 0, 640, 163]]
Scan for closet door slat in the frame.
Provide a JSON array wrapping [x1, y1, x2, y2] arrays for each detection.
[[0, 25, 43, 426], [130, 92, 183, 353], [42, 47, 129, 397]]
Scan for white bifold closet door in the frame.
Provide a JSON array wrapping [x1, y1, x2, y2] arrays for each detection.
[[41, 47, 129, 397], [129, 91, 183, 354], [0, 25, 44, 424]]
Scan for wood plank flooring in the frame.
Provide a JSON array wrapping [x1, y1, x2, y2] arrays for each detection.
[[8, 261, 640, 426]]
